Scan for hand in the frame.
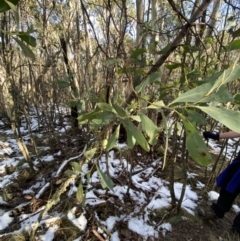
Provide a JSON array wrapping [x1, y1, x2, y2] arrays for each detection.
[[203, 131, 219, 141]]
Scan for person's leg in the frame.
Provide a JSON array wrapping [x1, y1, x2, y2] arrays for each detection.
[[232, 213, 240, 235], [198, 188, 237, 219], [211, 189, 237, 218], [198, 158, 240, 220]]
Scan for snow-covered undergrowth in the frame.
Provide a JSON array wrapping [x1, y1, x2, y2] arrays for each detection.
[[0, 112, 239, 241]]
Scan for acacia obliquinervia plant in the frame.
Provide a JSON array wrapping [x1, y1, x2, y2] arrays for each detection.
[[0, 0, 38, 167], [3, 0, 240, 237], [72, 0, 240, 212]]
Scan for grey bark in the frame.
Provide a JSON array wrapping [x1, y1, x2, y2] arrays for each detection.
[[136, 0, 144, 46]]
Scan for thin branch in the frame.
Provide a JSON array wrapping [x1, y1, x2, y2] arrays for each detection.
[[222, 0, 240, 10], [147, 0, 214, 75], [80, 0, 107, 57]]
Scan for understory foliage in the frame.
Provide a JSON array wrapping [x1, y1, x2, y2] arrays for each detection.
[[1, 0, 240, 237]]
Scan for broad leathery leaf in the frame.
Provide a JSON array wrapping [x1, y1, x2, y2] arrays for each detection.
[[65, 169, 75, 177], [112, 104, 127, 117], [76, 183, 86, 206], [78, 109, 101, 122], [170, 71, 222, 104], [97, 103, 116, 114], [139, 113, 159, 145], [186, 110, 207, 126], [196, 106, 240, 133], [70, 162, 82, 172], [165, 63, 181, 70], [159, 44, 171, 54], [57, 80, 70, 88], [232, 29, 240, 38], [117, 67, 135, 74], [183, 45, 201, 52], [171, 82, 212, 104], [135, 72, 161, 93], [147, 100, 165, 109], [96, 165, 114, 190], [106, 124, 120, 151], [130, 48, 146, 59], [84, 148, 97, 161], [171, 82, 233, 104], [89, 112, 116, 129], [99, 88, 108, 102], [126, 131, 136, 148], [142, 95, 153, 101], [130, 115, 141, 122], [17, 32, 37, 47], [14, 37, 35, 60], [207, 63, 240, 96], [5, 0, 18, 22], [0, 0, 20, 13], [179, 114, 212, 167], [223, 39, 240, 51], [203, 85, 233, 103], [234, 94, 240, 104], [176, 121, 184, 136], [120, 119, 150, 151]]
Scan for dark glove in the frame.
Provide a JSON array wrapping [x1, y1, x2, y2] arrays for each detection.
[[203, 131, 219, 141]]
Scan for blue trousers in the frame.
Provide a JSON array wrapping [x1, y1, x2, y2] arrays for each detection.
[[211, 158, 240, 233]]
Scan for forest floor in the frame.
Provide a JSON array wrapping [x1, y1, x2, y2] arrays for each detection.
[[0, 114, 240, 241]]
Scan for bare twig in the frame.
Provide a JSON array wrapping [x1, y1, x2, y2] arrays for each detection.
[[148, 0, 213, 75], [92, 229, 106, 241]]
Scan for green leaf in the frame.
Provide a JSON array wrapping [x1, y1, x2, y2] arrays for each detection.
[[135, 72, 161, 93], [234, 94, 240, 104], [170, 82, 212, 104], [206, 85, 233, 103], [224, 39, 240, 51], [165, 63, 182, 70], [14, 37, 35, 60], [65, 169, 75, 177], [97, 103, 116, 113], [106, 125, 120, 151], [130, 49, 146, 58], [17, 32, 37, 47], [96, 165, 114, 190], [126, 131, 136, 148], [147, 100, 165, 109], [120, 119, 150, 151], [130, 115, 141, 122], [183, 45, 201, 52], [0, 0, 20, 13], [57, 80, 70, 88], [196, 106, 240, 133], [186, 110, 207, 126], [159, 44, 171, 54], [170, 71, 235, 104], [231, 28, 240, 38], [70, 162, 82, 172], [89, 111, 115, 129], [84, 148, 97, 161], [139, 113, 159, 145], [5, 0, 18, 22], [78, 109, 101, 122], [112, 104, 127, 117], [207, 63, 240, 95], [187, 70, 201, 80], [76, 183, 86, 206], [179, 114, 212, 167], [142, 95, 153, 101], [117, 67, 135, 74]]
